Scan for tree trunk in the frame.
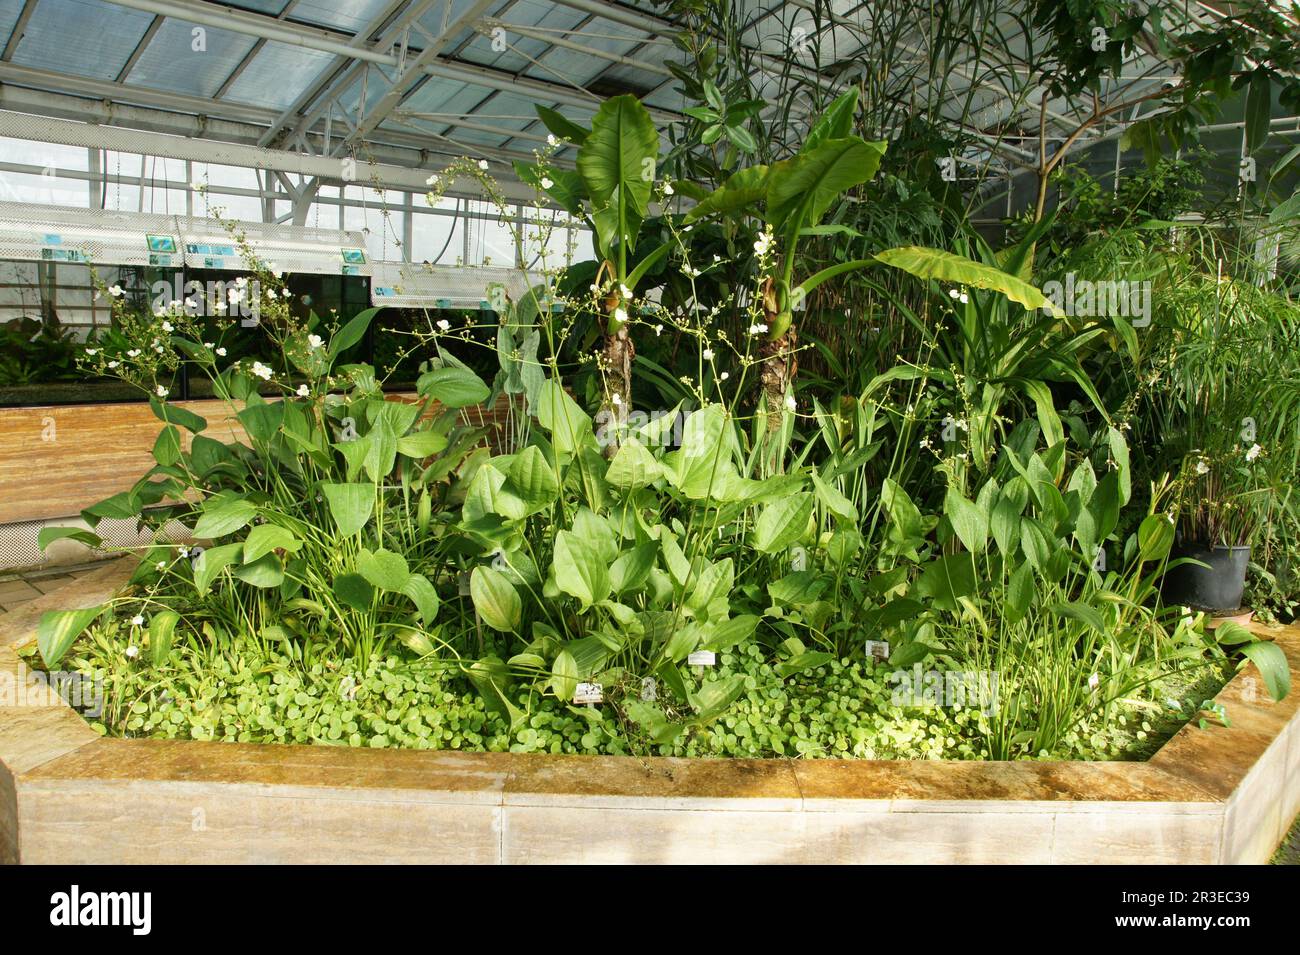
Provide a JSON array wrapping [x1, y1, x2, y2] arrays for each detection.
[[601, 323, 634, 458], [759, 327, 797, 435]]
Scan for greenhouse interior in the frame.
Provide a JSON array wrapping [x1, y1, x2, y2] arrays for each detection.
[[0, 0, 1298, 879]]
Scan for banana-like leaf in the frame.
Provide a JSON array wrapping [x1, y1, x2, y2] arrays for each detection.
[[875, 246, 1064, 316]]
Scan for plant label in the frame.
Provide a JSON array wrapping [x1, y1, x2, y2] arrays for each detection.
[[865, 640, 890, 664], [687, 650, 716, 666], [640, 676, 657, 701], [573, 682, 603, 704]]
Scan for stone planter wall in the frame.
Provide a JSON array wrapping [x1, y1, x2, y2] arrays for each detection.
[[2, 559, 1297, 864]]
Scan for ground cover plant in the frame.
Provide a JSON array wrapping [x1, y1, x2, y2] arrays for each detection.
[[28, 44, 1296, 762]]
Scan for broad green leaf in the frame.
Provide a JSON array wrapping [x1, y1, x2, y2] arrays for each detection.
[[328, 307, 379, 359], [944, 486, 988, 555], [1005, 561, 1035, 624], [553, 529, 611, 607], [811, 472, 857, 523], [751, 492, 814, 553], [1240, 640, 1291, 701], [535, 379, 590, 456], [397, 430, 449, 458], [577, 94, 658, 251], [768, 137, 886, 228], [321, 482, 374, 537], [37, 606, 102, 666], [358, 548, 411, 592], [416, 366, 490, 408], [535, 104, 589, 144], [605, 439, 662, 489], [683, 164, 770, 224], [148, 610, 179, 667], [401, 574, 440, 624], [550, 648, 578, 702], [149, 396, 206, 434], [233, 553, 284, 588], [610, 541, 657, 594], [152, 425, 182, 467], [243, 524, 301, 564], [506, 445, 559, 514], [915, 554, 977, 611], [192, 499, 256, 539], [471, 565, 522, 632], [193, 542, 243, 594], [875, 246, 1061, 315], [703, 614, 759, 652], [805, 88, 860, 150], [333, 572, 374, 611], [1137, 514, 1175, 563], [37, 526, 103, 552], [237, 401, 284, 445]]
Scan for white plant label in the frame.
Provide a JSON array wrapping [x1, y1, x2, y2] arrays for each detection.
[[687, 650, 716, 666], [865, 640, 890, 664], [573, 682, 603, 704]]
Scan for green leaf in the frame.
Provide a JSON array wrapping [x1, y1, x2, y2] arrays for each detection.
[[577, 94, 658, 254], [243, 524, 301, 564], [333, 572, 374, 611], [875, 246, 1061, 314], [237, 401, 284, 445], [1005, 561, 1035, 624], [193, 542, 243, 594], [553, 529, 611, 607], [1048, 600, 1105, 634], [944, 486, 988, 554], [804, 88, 859, 149], [915, 554, 977, 612], [397, 430, 449, 458], [811, 472, 858, 523], [37, 526, 103, 552], [401, 574, 440, 624], [768, 137, 886, 228], [416, 366, 490, 408], [358, 548, 411, 592], [751, 492, 814, 554], [148, 610, 180, 667], [683, 165, 770, 223], [610, 541, 657, 595], [550, 648, 578, 701], [535, 379, 590, 456], [702, 614, 758, 652], [605, 439, 662, 488], [328, 307, 379, 359], [1240, 640, 1291, 701], [471, 565, 522, 632], [192, 499, 257, 540], [506, 445, 559, 514], [1246, 70, 1272, 154], [233, 553, 284, 588], [689, 673, 747, 721], [37, 606, 102, 666], [535, 104, 589, 144], [152, 425, 182, 467], [149, 396, 206, 434], [1137, 514, 1175, 563], [321, 482, 374, 537]]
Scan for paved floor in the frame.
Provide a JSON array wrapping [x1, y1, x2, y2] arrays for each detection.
[[0, 561, 104, 614]]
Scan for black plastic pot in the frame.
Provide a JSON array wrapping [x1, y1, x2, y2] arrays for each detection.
[[1161, 543, 1251, 613]]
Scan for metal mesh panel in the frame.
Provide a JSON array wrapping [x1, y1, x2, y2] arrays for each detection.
[[0, 200, 182, 267], [367, 262, 540, 308], [0, 515, 190, 573], [174, 215, 366, 276]]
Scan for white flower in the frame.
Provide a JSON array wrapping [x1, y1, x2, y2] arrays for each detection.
[[477, 159, 489, 170], [107, 360, 119, 369], [125, 645, 139, 659], [663, 182, 674, 196], [1196, 459, 1209, 475], [426, 173, 440, 186], [613, 306, 629, 324], [227, 288, 243, 303], [749, 323, 768, 335], [184, 297, 197, 309], [297, 384, 310, 397], [1246, 443, 1262, 462], [436, 319, 451, 331], [281, 288, 293, 299], [85, 347, 97, 356], [702, 348, 714, 360], [540, 177, 554, 189], [619, 283, 632, 299], [203, 342, 213, 349], [307, 334, 324, 349], [1088, 673, 1099, 691], [178, 546, 190, 558], [753, 233, 771, 255], [130, 615, 144, 627], [155, 385, 169, 397], [161, 321, 173, 333], [719, 371, 730, 381], [251, 361, 273, 380], [948, 288, 960, 299], [153, 345, 164, 354], [611, 393, 622, 407], [156, 561, 165, 570], [546, 134, 558, 146], [235, 276, 248, 288], [126, 349, 141, 358], [783, 393, 797, 412], [215, 347, 227, 357], [959, 292, 969, 304], [653, 324, 663, 336], [213, 300, 227, 313], [108, 285, 124, 297]]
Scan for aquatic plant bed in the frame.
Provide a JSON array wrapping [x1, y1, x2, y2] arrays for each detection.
[[2, 562, 1297, 864]]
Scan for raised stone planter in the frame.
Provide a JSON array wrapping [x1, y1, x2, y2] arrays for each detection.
[[2, 558, 1298, 864]]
